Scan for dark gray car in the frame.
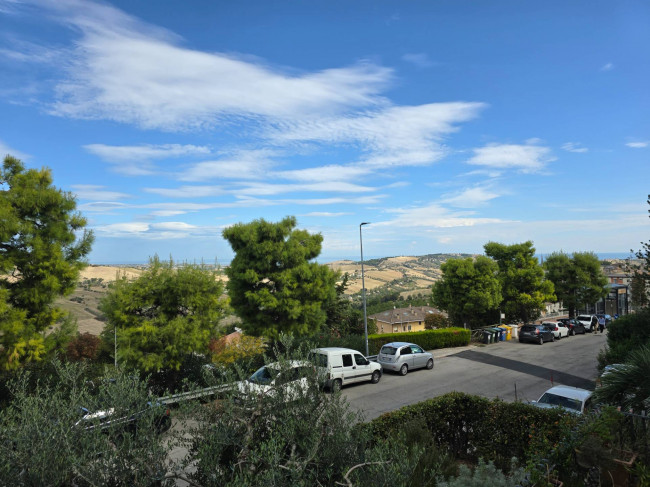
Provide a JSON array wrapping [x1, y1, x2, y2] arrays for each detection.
[[518, 324, 555, 345], [377, 342, 434, 376]]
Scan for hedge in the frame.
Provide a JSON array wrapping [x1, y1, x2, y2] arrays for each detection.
[[367, 391, 577, 472], [367, 327, 470, 355]]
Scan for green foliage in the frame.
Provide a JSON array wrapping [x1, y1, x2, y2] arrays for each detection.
[[594, 344, 650, 413], [484, 241, 555, 324], [600, 307, 650, 365], [0, 156, 94, 369], [99, 256, 226, 372], [223, 216, 338, 337], [629, 194, 650, 308], [368, 392, 577, 472], [66, 332, 102, 361], [544, 251, 608, 318], [630, 273, 649, 308], [432, 256, 502, 328], [323, 273, 365, 336], [425, 312, 450, 329], [0, 360, 170, 486], [209, 334, 267, 367], [437, 458, 527, 487], [368, 328, 470, 354]]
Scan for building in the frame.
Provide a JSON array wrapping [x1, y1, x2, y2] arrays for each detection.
[[368, 305, 445, 334]]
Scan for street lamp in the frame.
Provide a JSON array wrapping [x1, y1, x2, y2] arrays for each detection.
[[360, 222, 370, 356]]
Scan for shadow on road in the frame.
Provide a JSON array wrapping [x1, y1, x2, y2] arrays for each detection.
[[455, 350, 596, 390]]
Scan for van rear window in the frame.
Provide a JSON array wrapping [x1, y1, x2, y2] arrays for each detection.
[[308, 352, 328, 367], [380, 346, 397, 355]]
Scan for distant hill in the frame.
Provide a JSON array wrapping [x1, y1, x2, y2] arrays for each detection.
[[326, 253, 475, 297]]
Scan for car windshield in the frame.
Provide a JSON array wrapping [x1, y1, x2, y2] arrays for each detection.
[[248, 366, 279, 385], [538, 392, 581, 411], [380, 346, 398, 355]]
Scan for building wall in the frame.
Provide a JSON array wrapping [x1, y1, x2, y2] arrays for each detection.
[[376, 319, 426, 334]]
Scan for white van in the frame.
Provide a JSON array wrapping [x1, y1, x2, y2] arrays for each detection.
[[309, 347, 382, 392], [576, 314, 598, 332]]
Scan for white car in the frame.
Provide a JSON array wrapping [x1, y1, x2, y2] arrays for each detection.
[[234, 361, 317, 402], [309, 347, 382, 391], [542, 321, 569, 339], [530, 385, 593, 414]]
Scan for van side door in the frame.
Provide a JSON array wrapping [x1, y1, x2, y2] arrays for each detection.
[[341, 353, 358, 384], [353, 354, 372, 383]]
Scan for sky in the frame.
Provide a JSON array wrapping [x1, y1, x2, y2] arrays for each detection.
[[1, 0, 649, 264]]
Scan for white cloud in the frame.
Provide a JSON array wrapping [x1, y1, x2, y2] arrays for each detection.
[[179, 150, 277, 181], [35, 1, 391, 130], [376, 202, 508, 229], [71, 184, 131, 201], [143, 185, 225, 198], [0, 140, 30, 160], [626, 141, 648, 148], [441, 186, 500, 208], [238, 181, 376, 196], [467, 143, 555, 173], [402, 53, 434, 68], [562, 142, 588, 153], [277, 164, 372, 182], [84, 143, 210, 162], [601, 63, 614, 71]]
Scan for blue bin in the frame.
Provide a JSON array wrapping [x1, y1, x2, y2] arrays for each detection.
[[497, 326, 507, 341]]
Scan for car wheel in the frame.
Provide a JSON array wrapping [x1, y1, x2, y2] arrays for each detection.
[[331, 379, 342, 393], [426, 358, 434, 370], [538, 336, 544, 345], [399, 363, 408, 376], [570, 329, 575, 336], [551, 334, 555, 342], [371, 370, 381, 384]]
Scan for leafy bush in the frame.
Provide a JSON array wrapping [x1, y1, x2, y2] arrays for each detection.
[[66, 332, 101, 361], [368, 328, 470, 354], [437, 458, 526, 487], [210, 334, 267, 366], [368, 392, 577, 472], [600, 307, 650, 365]]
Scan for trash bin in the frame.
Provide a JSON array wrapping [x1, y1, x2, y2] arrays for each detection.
[[490, 327, 502, 343], [510, 324, 519, 339], [498, 325, 510, 341], [482, 330, 491, 344], [495, 327, 505, 342]]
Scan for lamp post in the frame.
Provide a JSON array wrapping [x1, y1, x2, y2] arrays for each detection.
[[360, 222, 370, 356]]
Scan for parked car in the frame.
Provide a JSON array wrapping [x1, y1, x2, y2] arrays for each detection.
[[309, 347, 382, 391], [234, 360, 318, 402], [541, 321, 569, 339], [576, 314, 598, 332], [377, 342, 434, 376], [75, 401, 171, 434], [529, 385, 593, 414], [518, 324, 555, 344], [558, 318, 586, 335]]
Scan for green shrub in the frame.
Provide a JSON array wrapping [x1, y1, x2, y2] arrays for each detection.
[[601, 308, 650, 365], [367, 327, 470, 354], [368, 392, 577, 472]]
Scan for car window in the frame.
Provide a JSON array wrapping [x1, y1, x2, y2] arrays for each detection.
[[380, 346, 397, 355], [401, 347, 412, 355], [309, 352, 328, 367], [248, 366, 277, 385], [411, 345, 423, 354], [342, 354, 353, 367], [354, 354, 368, 366], [538, 392, 581, 411]]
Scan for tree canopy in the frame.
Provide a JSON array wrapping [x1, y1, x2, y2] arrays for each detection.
[[629, 194, 650, 308], [484, 241, 555, 324], [99, 257, 226, 372], [0, 156, 94, 370], [222, 216, 338, 337], [544, 251, 608, 317], [431, 256, 502, 328]]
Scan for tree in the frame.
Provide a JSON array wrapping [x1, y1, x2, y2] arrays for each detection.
[[223, 216, 338, 337], [544, 251, 608, 318], [431, 256, 502, 328], [628, 194, 650, 308], [99, 256, 226, 372], [0, 156, 94, 370], [424, 312, 449, 329], [484, 241, 555, 324]]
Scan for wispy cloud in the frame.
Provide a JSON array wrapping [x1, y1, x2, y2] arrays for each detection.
[[71, 184, 131, 201], [600, 63, 614, 71], [301, 212, 351, 217], [0, 139, 29, 160], [376, 202, 509, 228], [626, 141, 648, 148], [562, 142, 588, 153], [441, 186, 500, 208], [402, 53, 435, 68], [467, 142, 555, 173], [143, 185, 225, 198], [179, 150, 278, 181]]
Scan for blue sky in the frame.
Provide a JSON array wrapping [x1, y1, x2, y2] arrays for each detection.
[[1, 0, 648, 264]]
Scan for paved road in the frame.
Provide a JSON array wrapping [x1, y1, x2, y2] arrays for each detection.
[[343, 331, 608, 421]]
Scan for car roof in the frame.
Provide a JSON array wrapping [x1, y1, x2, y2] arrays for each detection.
[[311, 347, 362, 354], [382, 342, 417, 347], [265, 360, 311, 370], [540, 385, 592, 401]]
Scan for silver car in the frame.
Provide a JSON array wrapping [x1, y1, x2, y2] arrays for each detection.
[[377, 342, 434, 376]]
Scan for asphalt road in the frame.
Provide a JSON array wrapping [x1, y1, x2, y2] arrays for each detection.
[[343, 331, 608, 421]]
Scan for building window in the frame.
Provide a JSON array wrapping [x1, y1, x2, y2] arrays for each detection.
[[408, 325, 412, 331]]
